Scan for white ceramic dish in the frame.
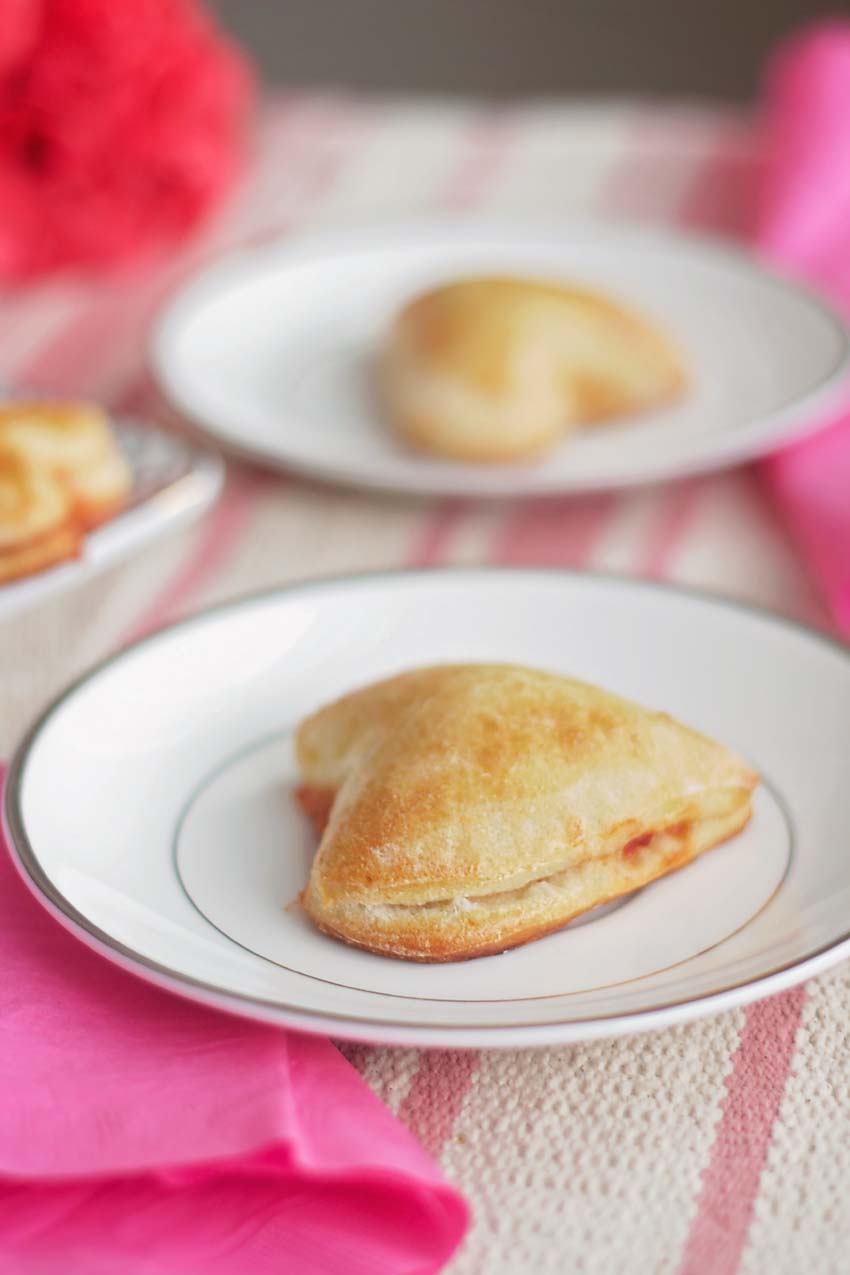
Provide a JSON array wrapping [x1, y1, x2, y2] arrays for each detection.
[[151, 218, 850, 497], [0, 418, 224, 621], [5, 569, 850, 1048]]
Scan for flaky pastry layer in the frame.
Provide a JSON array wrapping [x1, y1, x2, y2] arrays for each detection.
[[301, 794, 750, 961], [0, 523, 82, 583], [0, 401, 131, 581]]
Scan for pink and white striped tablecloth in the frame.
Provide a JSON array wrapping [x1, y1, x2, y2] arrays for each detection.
[[1, 96, 845, 1275]]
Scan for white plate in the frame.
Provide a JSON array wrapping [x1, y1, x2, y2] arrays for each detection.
[[0, 418, 224, 621], [150, 218, 850, 497], [5, 569, 850, 1048]]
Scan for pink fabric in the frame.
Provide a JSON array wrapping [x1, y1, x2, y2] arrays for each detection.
[[758, 23, 850, 635], [0, 772, 467, 1275]]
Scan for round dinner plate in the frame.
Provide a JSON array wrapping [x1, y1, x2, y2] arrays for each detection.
[[5, 569, 850, 1048], [150, 218, 850, 497], [6, 571, 850, 1045]]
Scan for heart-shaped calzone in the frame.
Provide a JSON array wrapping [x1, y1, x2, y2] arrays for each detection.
[[296, 664, 758, 962], [381, 277, 687, 462]]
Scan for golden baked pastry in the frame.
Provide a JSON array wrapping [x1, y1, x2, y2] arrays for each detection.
[[0, 401, 132, 529], [296, 664, 757, 962], [0, 400, 131, 583], [381, 277, 687, 462], [0, 446, 81, 583]]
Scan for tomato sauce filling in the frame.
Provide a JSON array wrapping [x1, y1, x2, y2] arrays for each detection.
[[622, 821, 687, 859]]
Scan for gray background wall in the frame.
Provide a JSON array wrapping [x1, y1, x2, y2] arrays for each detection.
[[208, 0, 849, 100]]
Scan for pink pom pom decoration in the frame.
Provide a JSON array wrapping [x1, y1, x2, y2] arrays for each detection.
[[0, 0, 254, 282]]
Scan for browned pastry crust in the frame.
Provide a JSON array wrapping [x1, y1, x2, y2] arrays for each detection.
[[0, 445, 82, 582], [0, 523, 83, 583], [381, 276, 688, 462], [0, 401, 132, 529], [0, 401, 131, 582], [295, 664, 758, 962]]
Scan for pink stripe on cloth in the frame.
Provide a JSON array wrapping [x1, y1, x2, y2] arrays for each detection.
[[397, 1052, 481, 1161], [679, 987, 806, 1275], [674, 129, 759, 238], [440, 111, 515, 210], [408, 502, 469, 567], [593, 107, 685, 219], [764, 417, 850, 635], [0, 291, 80, 381], [638, 478, 708, 578], [492, 495, 617, 566], [19, 289, 147, 401]]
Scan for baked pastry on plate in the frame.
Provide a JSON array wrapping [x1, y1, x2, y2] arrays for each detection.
[[0, 401, 132, 528], [0, 446, 82, 583], [296, 664, 758, 962], [0, 401, 131, 583], [381, 276, 687, 463]]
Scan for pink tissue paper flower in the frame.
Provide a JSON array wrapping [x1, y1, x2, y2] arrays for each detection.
[[0, 0, 254, 282]]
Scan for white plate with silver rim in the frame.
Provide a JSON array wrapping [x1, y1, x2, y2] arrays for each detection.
[[4, 568, 850, 1048], [150, 218, 850, 497], [0, 417, 224, 622]]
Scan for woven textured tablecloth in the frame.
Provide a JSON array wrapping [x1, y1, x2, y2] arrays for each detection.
[[1, 97, 845, 1275]]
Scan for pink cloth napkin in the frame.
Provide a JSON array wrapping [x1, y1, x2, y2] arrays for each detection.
[[758, 22, 850, 635], [0, 771, 467, 1275]]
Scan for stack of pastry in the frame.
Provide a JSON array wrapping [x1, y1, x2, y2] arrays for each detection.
[[0, 402, 131, 583]]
